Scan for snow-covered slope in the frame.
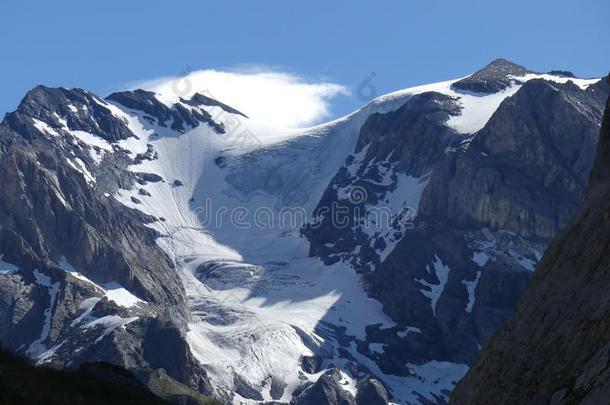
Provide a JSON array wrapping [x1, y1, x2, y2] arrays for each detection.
[[93, 63, 602, 404]]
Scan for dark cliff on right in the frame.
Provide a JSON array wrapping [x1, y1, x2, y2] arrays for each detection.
[[451, 76, 610, 405]]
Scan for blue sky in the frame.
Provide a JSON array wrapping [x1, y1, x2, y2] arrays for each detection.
[[2, 0, 609, 124]]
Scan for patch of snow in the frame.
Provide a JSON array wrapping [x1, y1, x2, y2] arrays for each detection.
[[512, 73, 601, 90], [373, 72, 601, 136], [70, 130, 113, 164], [337, 370, 358, 397], [371, 78, 517, 135], [65, 157, 96, 184], [36, 340, 66, 364], [471, 251, 490, 267], [462, 271, 482, 313], [52, 112, 68, 129], [400, 361, 469, 404], [509, 250, 537, 272], [58, 256, 94, 284], [0, 254, 19, 275], [397, 326, 421, 338], [26, 270, 61, 360], [369, 342, 385, 354], [103, 282, 146, 308], [416, 255, 450, 316], [347, 171, 430, 263], [344, 144, 370, 178], [71, 297, 102, 327], [81, 315, 139, 343], [446, 85, 522, 134], [31, 118, 59, 137], [58, 257, 146, 308]]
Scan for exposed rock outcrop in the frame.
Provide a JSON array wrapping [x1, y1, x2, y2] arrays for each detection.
[[291, 369, 356, 405]]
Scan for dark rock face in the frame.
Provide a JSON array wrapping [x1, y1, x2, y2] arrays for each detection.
[[107, 90, 226, 133], [450, 79, 610, 404], [5, 86, 133, 142], [451, 58, 531, 93], [0, 87, 212, 394], [422, 79, 607, 241], [304, 91, 461, 274], [181, 92, 248, 118], [291, 369, 356, 405], [305, 73, 609, 382], [0, 348, 168, 405], [355, 376, 389, 405]]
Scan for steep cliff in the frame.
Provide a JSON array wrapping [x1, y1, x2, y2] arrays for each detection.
[[451, 76, 610, 404]]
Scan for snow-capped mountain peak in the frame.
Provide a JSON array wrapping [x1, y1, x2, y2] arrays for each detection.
[[0, 60, 607, 405]]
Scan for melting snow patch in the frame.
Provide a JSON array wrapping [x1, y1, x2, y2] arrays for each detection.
[[509, 250, 537, 272], [59, 256, 96, 284], [0, 254, 19, 275], [65, 158, 96, 184], [355, 173, 430, 262], [31, 118, 60, 137], [462, 271, 482, 313], [400, 361, 469, 404], [416, 255, 450, 316], [26, 270, 61, 360], [369, 342, 385, 354], [397, 326, 421, 338], [81, 315, 139, 343], [70, 130, 113, 164], [58, 257, 146, 308], [71, 297, 102, 327], [471, 251, 490, 267], [103, 282, 146, 308]]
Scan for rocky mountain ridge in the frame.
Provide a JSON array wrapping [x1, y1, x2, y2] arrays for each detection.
[[0, 59, 607, 404], [450, 76, 610, 405]]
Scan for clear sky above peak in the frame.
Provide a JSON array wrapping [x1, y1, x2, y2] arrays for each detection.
[[2, 0, 609, 123]]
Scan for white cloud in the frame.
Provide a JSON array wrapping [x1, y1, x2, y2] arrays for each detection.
[[133, 68, 349, 128]]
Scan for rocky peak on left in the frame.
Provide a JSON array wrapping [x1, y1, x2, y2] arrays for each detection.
[[0, 85, 219, 397]]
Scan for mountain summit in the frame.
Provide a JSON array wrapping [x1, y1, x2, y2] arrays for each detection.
[[452, 58, 531, 93]]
